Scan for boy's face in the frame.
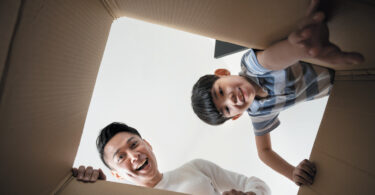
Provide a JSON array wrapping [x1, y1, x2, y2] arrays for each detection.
[[103, 132, 160, 185], [211, 75, 256, 118]]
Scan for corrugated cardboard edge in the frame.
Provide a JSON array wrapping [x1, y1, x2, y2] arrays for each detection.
[[298, 77, 375, 194], [101, 0, 120, 19], [50, 172, 75, 195], [335, 69, 375, 81], [0, 0, 22, 104]]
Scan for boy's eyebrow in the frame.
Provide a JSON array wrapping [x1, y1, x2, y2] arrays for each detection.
[[212, 88, 218, 100], [112, 137, 136, 160]]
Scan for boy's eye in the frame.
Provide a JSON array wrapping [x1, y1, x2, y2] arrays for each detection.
[[219, 88, 224, 96]]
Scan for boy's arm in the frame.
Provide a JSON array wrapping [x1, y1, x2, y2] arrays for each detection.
[[256, 0, 364, 71], [255, 133, 316, 186]]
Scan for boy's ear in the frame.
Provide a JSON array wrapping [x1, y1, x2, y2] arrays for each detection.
[[111, 170, 124, 180], [214, 69, 231, 76], [231, 114, 242, 120]]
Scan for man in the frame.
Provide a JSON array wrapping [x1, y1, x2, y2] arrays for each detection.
[[73, 122, 271, 195]]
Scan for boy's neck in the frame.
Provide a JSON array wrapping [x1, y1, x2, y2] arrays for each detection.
[[244, 77, 268, 98]]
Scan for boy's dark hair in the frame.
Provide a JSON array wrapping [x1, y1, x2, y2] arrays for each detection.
[[96, 122, 142, 169], [191, 75, 230, 125]]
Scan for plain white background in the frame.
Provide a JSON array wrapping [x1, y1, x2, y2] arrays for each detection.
[[74, 17, 328, 195]]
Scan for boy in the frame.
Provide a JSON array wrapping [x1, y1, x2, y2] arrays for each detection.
[[191, 0, 364, 186]]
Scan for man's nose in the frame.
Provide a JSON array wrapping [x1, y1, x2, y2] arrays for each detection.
[[128, 151, 139, 163]]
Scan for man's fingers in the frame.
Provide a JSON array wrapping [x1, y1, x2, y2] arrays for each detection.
[[98, 168, 107, 180], [90, 170, 100, 182], [77, 166, 86, 180], [83, 166, 94, 181], [305, 0, 320, 17], [72, 168, 78, 177]]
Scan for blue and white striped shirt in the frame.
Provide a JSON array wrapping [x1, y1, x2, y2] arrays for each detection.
[[240, 49, 335, 136]]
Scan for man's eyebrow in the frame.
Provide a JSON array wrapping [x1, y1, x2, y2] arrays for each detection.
[[112, 137, 136, 160]]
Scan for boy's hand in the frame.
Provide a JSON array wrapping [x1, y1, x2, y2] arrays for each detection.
[[222, 189, 256, 195], [292, 159, 316, 186], [288, 0, 364, 65], [72, 166, 106, 182]]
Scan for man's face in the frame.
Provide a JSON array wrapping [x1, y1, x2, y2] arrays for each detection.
[[211, 75, 256, 118], [103, 132, 160, 185]]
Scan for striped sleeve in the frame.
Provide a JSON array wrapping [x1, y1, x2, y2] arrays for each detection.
[[241, 49, 272, 75], [250, 113, 280, 136]]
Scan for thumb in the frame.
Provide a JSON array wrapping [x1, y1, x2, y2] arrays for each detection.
[[98, 168, 107, 180]]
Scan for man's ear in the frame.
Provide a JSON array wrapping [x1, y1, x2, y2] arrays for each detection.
[[231, 114, 242, 120], [215, 69, 231, 76], [143, 139, 153, 150], [111, 170, 124, 180]]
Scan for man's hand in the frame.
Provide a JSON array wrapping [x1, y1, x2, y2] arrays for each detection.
[[222, 189, 256, 195], [288, 0, 364, 65], [72, 166, 106, 182], [292, 159, 316, 186]]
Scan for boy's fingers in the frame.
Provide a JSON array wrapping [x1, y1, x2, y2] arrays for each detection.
[[305, 0, 320, 17], [295, 175, 311, 185], [301, 164, 315, 177], [289, 28, 311, 45], [296, 168, 313, 184], [313, 12, 325, 23], [343, 52, 365, 65], [298, 12, 324, 31]]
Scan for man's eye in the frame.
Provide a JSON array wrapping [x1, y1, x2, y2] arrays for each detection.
[[131, 141, 138, 149], [118, 154, 125, 162]]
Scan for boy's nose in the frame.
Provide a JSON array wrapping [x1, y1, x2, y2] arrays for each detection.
[[229, 93, 238, 104]]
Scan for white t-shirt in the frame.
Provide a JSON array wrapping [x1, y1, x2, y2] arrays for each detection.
[[154, 159, 271, 195]]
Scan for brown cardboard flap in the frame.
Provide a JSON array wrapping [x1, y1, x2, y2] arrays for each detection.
[[56, 178, 188, 195], [306, 0, 375, 70], [107, 0, 375, 71], [298, 80, 375, 194], [0, 0, 112, 194], [104, 0, 308, 50]]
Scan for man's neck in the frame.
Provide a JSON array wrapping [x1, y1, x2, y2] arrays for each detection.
[[140, 173, 163, 188]]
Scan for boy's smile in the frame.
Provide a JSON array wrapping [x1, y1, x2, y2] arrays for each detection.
[[211, 75, 256, 118]]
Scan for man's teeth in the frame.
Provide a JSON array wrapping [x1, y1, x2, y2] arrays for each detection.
[[135, 159, 148, 171]]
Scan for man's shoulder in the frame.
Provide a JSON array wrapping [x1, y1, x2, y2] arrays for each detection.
[[178, 159, 215, 171]]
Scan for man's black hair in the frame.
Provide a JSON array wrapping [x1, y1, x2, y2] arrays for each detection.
[[96, 122, 142, 169], [191, 75, 230, 125]]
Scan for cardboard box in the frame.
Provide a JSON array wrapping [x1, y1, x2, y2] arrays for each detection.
[[0, 0, 374, 194]]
